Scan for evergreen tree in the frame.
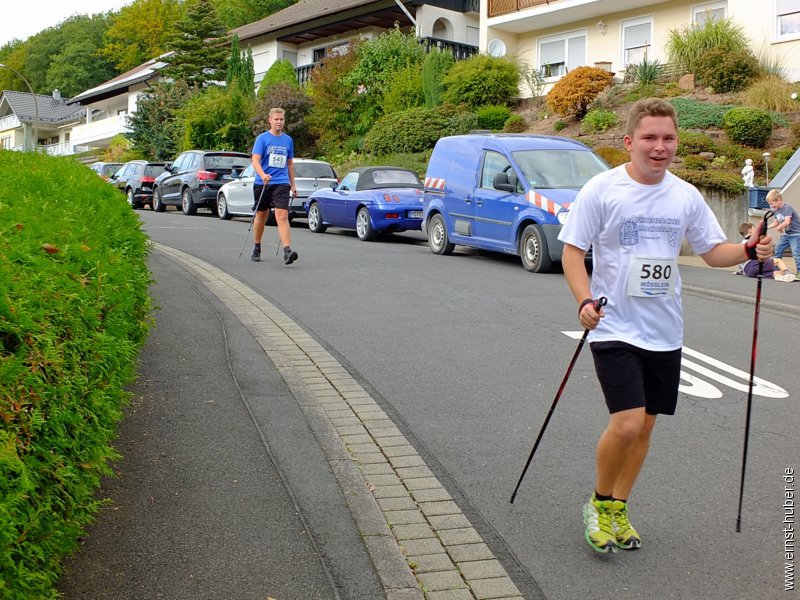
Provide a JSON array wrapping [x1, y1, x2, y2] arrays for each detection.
[[126, 81, 196, 159], [226, 34, 242, 86], [161, 0, 229, 88]]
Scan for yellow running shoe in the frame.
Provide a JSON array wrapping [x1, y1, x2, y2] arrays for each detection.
[[611, 500, 641, 550], [582, 495, 617, 553]]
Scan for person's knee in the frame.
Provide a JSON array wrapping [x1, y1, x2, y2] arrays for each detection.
[[275, 209, 289, 223], [608, 410, 648, 442]]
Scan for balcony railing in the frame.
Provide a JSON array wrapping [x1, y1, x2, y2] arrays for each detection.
[[294, 37, 479, 86], [0, 114, 21, 131], [488, 0, 558, 18]]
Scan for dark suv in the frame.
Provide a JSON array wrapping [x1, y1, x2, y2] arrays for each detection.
[[109, 160, 167, 209], [152, 150, 251, 215]]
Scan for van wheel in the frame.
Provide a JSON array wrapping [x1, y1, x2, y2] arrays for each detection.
[[519, 224, 552, 273], [153, 188, 166, 212], [428, 214, 454, 255]]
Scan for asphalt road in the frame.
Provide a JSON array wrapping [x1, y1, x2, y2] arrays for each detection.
[[135, 207, 799, 600]]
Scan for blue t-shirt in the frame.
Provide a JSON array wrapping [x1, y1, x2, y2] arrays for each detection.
[[775, 203, 800, 235], [252, 131, 294, 185]]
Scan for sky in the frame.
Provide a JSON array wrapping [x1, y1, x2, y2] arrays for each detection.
[[1, 0, 133, 47]]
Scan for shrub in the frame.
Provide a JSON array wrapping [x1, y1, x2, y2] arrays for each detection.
[[791, 122, 800, 147], [176, 85, 255, 153], [671, 167, 745, 195], [422, 50, 454, 107], [252, 82, 315, 156], [363, 104, 477, 154], [581, 108, 619, 134], [668, 98, 736, 128], [695, 47, 759, 93], [769, 146, 796, 174], [594, 146, 628, 167], [257, 59, 299, 96], [553, 120, 568, 132], [681, 155, 709, 170], [441, 55, 520, 109], [625, 57, 666, 86], [306, 42, 361, 154], [477, 104, 512, 130], [335, 152, 430, 177], [676, 130, 718, 157], [519, 62, 546, 104], [624, 82, 661, 103], [666, 17, 751, 74], [503, 114, 527, 133], [383, 63, 425, 114], [0, 152, 151, 598], [722, 106, 773, 147], [546, 66, 613, 118], [740, 75, 799, 112]]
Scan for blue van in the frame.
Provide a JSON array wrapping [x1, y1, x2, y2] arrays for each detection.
[[422, 134, 608, 272]]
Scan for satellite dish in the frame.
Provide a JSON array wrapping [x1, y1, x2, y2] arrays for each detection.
[[488, 39, 507, 58]]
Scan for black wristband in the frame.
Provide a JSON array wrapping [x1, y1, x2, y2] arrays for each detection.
[[579, 298, 595, 316]]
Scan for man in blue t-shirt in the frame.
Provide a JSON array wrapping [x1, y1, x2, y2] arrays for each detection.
[[250, 107, 298, 264], [766, 189, 800, 279]]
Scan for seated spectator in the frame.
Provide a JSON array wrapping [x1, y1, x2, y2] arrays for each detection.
[[737, 222, 795, 281]]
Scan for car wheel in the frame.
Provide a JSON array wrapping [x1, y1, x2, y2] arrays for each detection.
[[217, 193, 231, 220], [153, 188, 166, 212], [126, 188, 138, 209], [307, 202, 327, 233], [182, 188, 197, 215], [519, 223, 553, 273], [428, 213, 454, 255], [356, 207, 377, 241]]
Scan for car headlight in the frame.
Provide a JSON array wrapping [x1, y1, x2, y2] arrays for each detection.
[[557, 210, 569, 225]]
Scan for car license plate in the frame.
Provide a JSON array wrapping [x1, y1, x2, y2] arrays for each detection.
[[409, 210, 423, 218]]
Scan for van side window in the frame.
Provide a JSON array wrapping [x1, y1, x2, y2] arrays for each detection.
[[480, 151, 519, 192]]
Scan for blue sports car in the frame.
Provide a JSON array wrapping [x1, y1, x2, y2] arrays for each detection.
[[306, 166, 424, 241]]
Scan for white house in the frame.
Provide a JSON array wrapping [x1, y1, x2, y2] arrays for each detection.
[[480, 0, 800, 95], [230, 0, 480, 86], [66, 55, 168, 153], [0, 90, 83, 154]]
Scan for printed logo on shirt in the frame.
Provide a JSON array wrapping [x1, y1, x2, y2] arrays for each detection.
[[618, 216, 682, 247]]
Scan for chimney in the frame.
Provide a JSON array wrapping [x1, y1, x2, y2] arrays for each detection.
[[52, 89, 61, 101]]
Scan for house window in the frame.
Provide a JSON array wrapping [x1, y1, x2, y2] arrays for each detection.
[[313, 42, 350, 63], [1, 136, 10, 149], [622, 18, 652, 66], [692, 1, 726, 25], [537, 31, 586, 78], [777, 0, 800, 37]]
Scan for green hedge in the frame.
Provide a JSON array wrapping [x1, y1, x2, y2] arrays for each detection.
[[363, 104, 478, 154], [0, 152, 152, 598]]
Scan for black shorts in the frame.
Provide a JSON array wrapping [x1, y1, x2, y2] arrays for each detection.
[[590, 341, 682, 415], [253, 183, 290, 212]]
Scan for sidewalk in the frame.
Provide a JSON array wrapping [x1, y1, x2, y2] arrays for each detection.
[[57, 251, 382, 600]]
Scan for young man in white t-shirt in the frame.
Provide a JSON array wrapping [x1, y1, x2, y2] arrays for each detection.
[[558, 98, 774, 553]]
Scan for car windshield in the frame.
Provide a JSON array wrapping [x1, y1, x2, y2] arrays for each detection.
[[511, 150, 608, 189], [361, 169, 421, 190], [295, 162, 335, 178], [205, 154, 251, 169], [102, 164, 122, 176]]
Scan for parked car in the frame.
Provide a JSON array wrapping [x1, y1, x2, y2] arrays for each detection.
[[216, 159, 339, 222], [422, 134, 608, 272], [89, 161, 123, 181], [152, 150, 251, 215], [306, 167, 424, 241], [291, 159, 339, 219], [108, 160, 167, 209], [216, 165, 256, 219]]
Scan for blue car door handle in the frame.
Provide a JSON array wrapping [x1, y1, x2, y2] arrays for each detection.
[[465, 196, 472, 205], [475, 199, 483, 207]]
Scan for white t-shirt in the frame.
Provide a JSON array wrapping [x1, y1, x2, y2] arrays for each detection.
[[558, 165, 727, 351]]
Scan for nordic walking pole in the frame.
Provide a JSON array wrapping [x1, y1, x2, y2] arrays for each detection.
[[510, 296, 607, 503], [735, 210, 774, 532], [239, 183, 268, 259]]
